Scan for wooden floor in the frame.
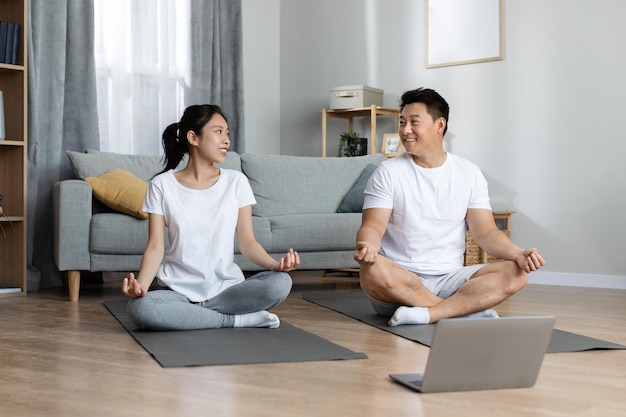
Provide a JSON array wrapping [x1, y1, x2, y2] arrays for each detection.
[[1, 270, 625, 417]]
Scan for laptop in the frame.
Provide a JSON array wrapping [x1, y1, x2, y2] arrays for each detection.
[[389, 315, 556, 393]]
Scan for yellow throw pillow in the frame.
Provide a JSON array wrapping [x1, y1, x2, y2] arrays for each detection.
[[85, 168, 149, 219]]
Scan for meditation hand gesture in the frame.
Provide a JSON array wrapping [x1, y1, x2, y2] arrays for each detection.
[[271, 248, 300, 272], [516, 248, 546, 273], [122, 272, 148, 298], [354, 241, 378, 265]]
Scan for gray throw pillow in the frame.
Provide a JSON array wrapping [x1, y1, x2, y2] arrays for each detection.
[[337, 164, 378, 213]]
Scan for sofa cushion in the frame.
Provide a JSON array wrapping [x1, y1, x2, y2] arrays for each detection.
[[67, 150, 241, 181], [241, 153, 386, 217], [90, 213, 149, 254], [260, 213, 362, 253], [233, 216, 272, 256], [85, 169, 149, 219], [92, 212, 263, 256], [337, 163, 378, 213]]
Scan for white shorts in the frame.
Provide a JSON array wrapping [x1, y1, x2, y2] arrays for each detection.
[[366, 264, 486, 317]]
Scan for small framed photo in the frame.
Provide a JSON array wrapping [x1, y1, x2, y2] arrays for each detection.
[[382, 133, 402, 157]]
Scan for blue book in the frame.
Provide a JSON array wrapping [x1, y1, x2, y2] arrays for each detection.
[[0, 21, 8, 63], [11, 23, 20, 64], [4, 22, 14, 65]]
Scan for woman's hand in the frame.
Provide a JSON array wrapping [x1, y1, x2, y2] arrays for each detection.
[[122, 272, 147, 298], [271, 248, 300, 272]]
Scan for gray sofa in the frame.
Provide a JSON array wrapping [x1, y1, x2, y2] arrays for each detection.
[[54, 150, 386, 301]]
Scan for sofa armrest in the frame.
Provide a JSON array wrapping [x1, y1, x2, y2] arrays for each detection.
[[53, 180, 93, 271]]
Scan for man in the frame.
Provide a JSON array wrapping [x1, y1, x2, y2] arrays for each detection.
[[354, 87, 545, 326]]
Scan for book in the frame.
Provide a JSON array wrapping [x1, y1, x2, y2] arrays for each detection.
[[0, 21, 8, 63], [11, 23, 20, 65], [0, 90, 5, 140], [4, 22, 14, 65]]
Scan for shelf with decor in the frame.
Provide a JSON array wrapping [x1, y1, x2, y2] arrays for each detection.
[[0, 0, 28, 297], [321, 106, 400, 157]]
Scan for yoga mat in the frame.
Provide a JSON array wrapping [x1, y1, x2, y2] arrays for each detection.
[[104, 299, 367, 368], [302, 290, 626, 353]]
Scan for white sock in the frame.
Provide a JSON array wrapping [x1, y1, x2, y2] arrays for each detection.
[[388, 306, 430, 326], [388, 307, 499, 326], [461, 309, 500, 319], [234, 311, 280, 328]]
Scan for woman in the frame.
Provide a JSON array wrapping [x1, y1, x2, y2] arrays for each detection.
[[122, 105, 298, 330]]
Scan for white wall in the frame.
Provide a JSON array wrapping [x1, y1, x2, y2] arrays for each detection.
[[241, 0, 281, 154], [242, 0, 626, 288]]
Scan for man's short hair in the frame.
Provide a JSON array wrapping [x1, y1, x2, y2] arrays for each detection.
[[400, 88, 449, 136]]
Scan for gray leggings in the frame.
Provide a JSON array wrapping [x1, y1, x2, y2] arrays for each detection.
[[126, 271, 292, 330]]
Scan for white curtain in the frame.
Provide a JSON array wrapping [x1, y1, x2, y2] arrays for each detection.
[[94, 0, 190, 155]]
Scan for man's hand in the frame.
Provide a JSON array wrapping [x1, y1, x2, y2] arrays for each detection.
[[271, 248, 300, 272], [516, 248, 545, 273], [354, 241, 378, 265], [122, 272, 147, 298]]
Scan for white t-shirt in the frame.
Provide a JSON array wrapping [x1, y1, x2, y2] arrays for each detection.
[[363, 152, 491, 275], [142, 169, 256, 302]]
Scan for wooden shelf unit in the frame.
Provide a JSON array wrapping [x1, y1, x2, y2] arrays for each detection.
[[321, 106, 400, 157], [0, 0, 28, 297]]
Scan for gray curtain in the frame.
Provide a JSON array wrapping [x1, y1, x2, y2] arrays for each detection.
[[189, 0, 245, 153], [27, 0, 99, 290]]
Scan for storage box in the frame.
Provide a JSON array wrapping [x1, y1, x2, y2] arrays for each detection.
[[329, 85, 383, 110]]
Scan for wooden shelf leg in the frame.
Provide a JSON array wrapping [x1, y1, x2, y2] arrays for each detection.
[[370, 105, 377, 153], [321, 108, 328, 157]]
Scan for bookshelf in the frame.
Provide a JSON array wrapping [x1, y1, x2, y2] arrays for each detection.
[[0, 0, 27, 297]]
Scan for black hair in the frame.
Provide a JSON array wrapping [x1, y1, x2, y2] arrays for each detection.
[[159, 104, 227, 175], [400, 88, 449, 136]]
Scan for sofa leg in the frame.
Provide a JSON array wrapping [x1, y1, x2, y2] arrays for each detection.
[[67, 270, 81, 302]]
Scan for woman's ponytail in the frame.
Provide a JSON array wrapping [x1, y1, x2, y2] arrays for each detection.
[[159, 122, 186, 175]]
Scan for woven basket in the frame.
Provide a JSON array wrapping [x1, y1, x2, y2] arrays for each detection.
[[464, 230, 510, 265]]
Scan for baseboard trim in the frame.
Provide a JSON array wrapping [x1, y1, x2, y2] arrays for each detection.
[[528, 271, 626, 290]]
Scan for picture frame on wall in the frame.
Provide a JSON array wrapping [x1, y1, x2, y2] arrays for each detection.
[[425, 0, 503, 68], [382, 133, 402, 158]]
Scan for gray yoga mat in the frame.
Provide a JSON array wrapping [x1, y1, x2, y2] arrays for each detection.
[[302, 290, 626, 353], [104, 299, 367, 368]]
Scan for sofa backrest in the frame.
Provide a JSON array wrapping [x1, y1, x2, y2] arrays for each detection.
[[66, 150, 241, 181], [65, 149, 385, 217], [216, 152, 242, 172], [241, 153, 386, 217]]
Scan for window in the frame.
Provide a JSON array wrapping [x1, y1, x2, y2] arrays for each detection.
[[94, 0, 190, 155]]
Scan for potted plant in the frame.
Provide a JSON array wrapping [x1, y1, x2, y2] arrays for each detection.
[[338, 131, 368, 157], [0, 194, 13, 237]]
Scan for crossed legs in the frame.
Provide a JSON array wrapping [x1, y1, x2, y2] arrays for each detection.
[[127, 271, 292, 330], [359, 255, 527, 325]]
